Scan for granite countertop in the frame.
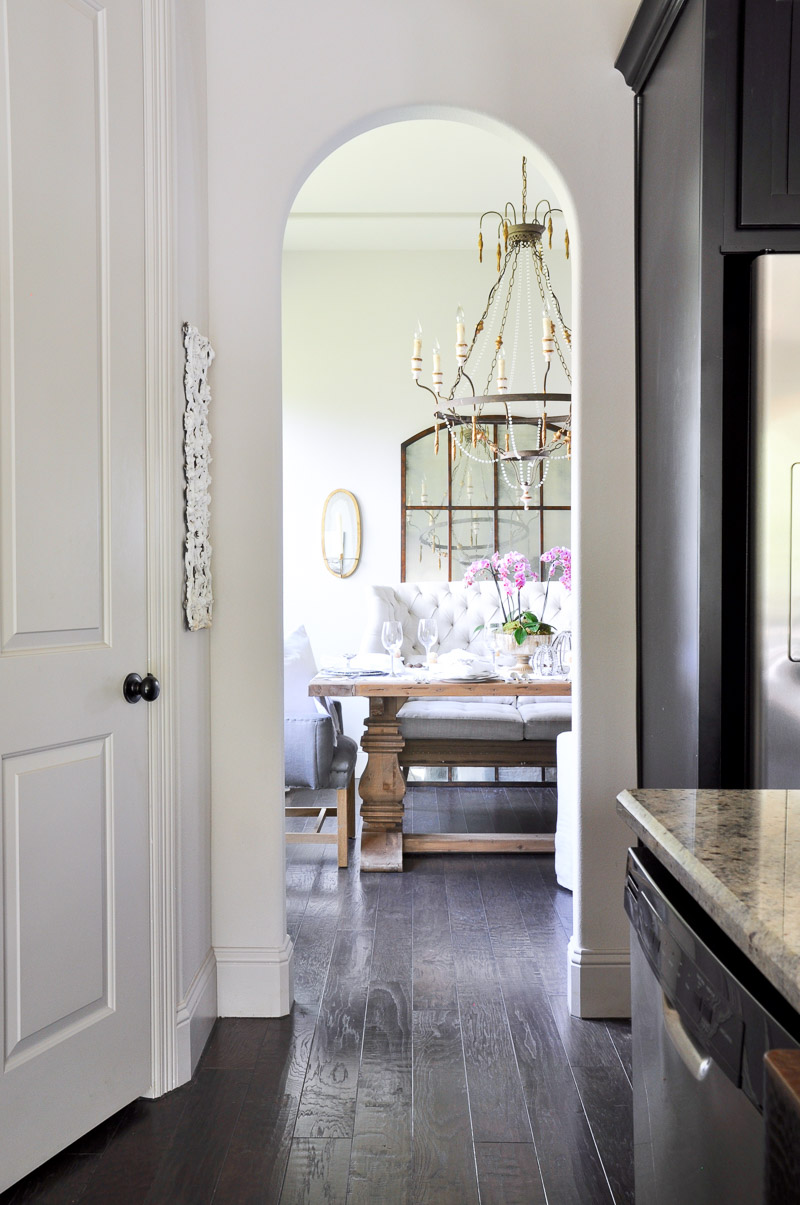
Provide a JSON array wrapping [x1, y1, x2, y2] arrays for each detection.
[[617, 788, 800, 1015]]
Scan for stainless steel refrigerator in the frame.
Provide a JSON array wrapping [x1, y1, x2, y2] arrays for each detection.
[[751, 254, 800, 785]]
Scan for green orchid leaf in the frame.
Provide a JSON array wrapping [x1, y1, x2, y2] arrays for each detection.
[[514, 627, 527, 645]]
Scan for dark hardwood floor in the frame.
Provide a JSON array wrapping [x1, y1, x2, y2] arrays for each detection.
[[1, 785, 633, 1205]]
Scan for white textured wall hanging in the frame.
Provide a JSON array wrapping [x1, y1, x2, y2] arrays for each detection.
[[182, 322, 215, 630]]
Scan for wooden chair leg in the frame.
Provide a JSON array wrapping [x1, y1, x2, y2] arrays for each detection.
[[337, 785, 349, 868], [346, 773, 356, 838]]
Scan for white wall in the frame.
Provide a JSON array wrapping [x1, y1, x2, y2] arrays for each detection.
[[206, 0, 639, 1018], [172, 0, 215, 1074]]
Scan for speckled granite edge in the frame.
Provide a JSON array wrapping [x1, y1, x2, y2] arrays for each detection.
[[617, 788, 800, 1016]]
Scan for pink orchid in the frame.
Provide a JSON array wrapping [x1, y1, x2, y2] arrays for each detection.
[[540, 546, 572, 593]]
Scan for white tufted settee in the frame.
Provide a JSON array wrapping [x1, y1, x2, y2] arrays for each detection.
[[360, 580, 572, 658], [359, 580, 572, 776]]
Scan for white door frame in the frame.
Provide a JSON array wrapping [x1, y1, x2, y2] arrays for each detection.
[[143, 0, 182, 1098]]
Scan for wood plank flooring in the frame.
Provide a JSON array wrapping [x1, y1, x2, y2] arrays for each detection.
[[0, 785, 633, 1205]]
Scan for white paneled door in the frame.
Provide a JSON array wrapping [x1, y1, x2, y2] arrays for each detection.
[[0, 0, 151, 1190]]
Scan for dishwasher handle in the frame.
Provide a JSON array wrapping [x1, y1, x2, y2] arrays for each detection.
[[663, 993, 713, 1081]]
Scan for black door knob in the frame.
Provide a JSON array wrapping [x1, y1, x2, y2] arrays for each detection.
[[123, 672, 161, 704]]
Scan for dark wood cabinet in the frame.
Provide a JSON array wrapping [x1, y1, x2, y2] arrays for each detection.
[[740, 0, 800, 228], [617, 0, 800, 789]]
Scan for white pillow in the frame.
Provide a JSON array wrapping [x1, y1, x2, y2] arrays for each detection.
[[284, 626, 339, 737], [284, 625, 321, 716]]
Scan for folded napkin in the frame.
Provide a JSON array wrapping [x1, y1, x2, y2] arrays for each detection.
[[426, 649, 496, 681], [319, 653, 395, 675]]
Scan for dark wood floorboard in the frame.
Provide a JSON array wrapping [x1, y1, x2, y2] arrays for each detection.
[[349, 876, 413, 1197], [459, 786, 499, 834], [199, 1017, 269, 1069], [77, 1092, 195, 1205], [210, 1007, 317, 1204], [474, 1142, 548, 1205], [532, 1106, 616, 1205], [279, 1137, 351, 1204], [435, 789, 468, 833], [293, 930, 373, 1138], [571, 1065, 635, 1205], [605, 1017, 634, 1087], [143, 1068, 252, 1205], [458, 984, 532, 1143], [2, 785, 632, 1205], [411, 1010, 479, 1205], [548, 994, 627, 1072], [411, 875, 457, 1010]]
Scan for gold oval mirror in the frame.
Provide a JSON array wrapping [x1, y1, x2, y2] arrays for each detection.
[[321, 489, 361, 578]]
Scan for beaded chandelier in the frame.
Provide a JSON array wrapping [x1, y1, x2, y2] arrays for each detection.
[[411, 157, 571, 511]]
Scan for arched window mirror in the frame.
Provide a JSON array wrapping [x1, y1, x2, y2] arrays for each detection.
[[401, 419, 570, 581]]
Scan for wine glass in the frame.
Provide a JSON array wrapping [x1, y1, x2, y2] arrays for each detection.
[[485, 622, 503, 673], [417, 617, 438, 668], [342, 651, 357, 677], [381, 621, 404, 677]]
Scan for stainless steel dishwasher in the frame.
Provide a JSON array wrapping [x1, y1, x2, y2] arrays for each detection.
[[625, 845, 800, 1205]]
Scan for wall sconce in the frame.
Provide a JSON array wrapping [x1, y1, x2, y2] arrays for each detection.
[[322, 489, 361, 578]]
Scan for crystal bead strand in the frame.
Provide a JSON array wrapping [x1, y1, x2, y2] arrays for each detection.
[[525, 252, 537, 392], [535, 253, 571, 385], [507, 257, 523, 392]]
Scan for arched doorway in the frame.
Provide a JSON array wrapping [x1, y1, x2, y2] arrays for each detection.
[[206, 34, 637, 1021], [281, 118, 574, 840]]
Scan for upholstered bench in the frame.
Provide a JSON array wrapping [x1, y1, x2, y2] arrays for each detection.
[[359, 581, 572, 777]]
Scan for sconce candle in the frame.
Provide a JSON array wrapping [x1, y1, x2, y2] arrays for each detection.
[[321, 489, 361, 578]]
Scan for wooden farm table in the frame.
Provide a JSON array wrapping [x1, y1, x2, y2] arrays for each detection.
[[309, 673, 572, 872]]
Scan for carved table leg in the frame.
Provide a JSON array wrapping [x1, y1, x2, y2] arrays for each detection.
[[358, 695, 405, 871]]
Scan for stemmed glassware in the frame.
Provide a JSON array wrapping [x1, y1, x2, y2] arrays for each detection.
[[342, 651, 357, 677], [417, 617, 438, 668], [381, 621, 404, 677]]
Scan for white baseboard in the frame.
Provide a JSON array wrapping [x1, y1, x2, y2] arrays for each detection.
[[214, 936, 294, 1016], [175, 948, 217, 1085], [567, 938, 631, 1018]]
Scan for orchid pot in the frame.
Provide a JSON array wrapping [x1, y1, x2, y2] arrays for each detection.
[[493, 630, 554, 680]]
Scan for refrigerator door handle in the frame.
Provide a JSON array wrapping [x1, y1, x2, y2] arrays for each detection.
[[790, 462, 800, 662], [662, 993, 713, 1081]]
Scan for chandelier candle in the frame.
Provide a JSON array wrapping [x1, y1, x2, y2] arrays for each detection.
[[411, 321, 423, 379], [432, 339, 443, 394], [455, 306, 467, 365], [542, 313, 555, 361], [496, 340, 508, 392]]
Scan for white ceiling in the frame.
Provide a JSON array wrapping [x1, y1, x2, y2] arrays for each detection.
[[284, 120, 565, 251]]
